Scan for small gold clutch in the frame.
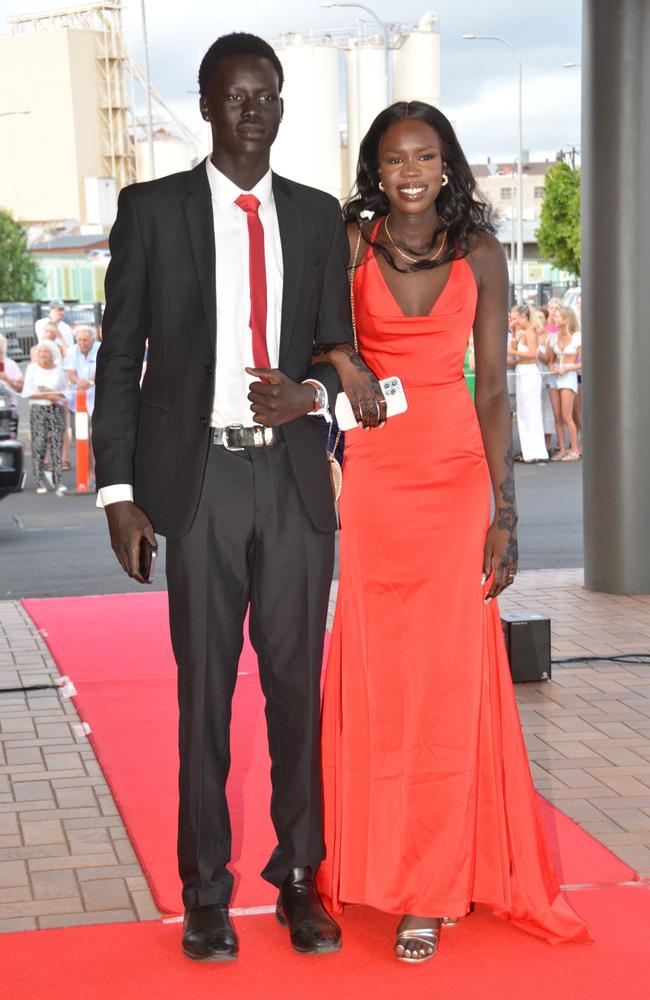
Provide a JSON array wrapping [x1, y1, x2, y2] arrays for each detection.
[[327, 451, 343, 502]]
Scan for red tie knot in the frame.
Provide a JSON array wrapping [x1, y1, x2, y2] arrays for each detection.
[[235, 194, 261, 215]]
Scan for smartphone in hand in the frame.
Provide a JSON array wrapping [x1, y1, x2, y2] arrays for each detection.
[[139, 537, 157, 584]]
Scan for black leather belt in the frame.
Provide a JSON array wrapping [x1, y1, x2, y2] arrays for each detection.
[[212, 424, 282, 450]]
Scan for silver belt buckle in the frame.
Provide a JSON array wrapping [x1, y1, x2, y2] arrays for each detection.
[[223, 423, 245, 451]]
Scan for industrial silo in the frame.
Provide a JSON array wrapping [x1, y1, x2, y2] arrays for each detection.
[[345, 36, 387, 190], [271, 35, 342, 200], [392, 11, 441, 107]]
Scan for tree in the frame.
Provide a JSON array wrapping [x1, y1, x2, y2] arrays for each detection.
[[536, 162, 581, 278], [0, 208, 40, 301]]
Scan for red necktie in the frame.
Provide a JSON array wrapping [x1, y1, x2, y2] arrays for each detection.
[[235, 194, 271, 369]]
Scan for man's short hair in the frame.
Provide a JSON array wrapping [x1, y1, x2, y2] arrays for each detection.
[[49, 299, 65, 309], [198, 32, 284, 98]]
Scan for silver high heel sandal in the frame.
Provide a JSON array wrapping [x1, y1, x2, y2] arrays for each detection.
[[394, 919, 441, 964]]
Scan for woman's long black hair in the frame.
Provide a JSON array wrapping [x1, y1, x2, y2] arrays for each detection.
[[344, 101, 496, 271]]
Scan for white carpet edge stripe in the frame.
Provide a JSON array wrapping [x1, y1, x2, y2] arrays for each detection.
[[162, 905, 277, 924]]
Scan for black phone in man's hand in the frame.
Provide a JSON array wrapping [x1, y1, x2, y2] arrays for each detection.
[[140, 537, 157, 584]]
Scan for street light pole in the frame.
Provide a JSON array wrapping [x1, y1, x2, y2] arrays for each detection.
[[140, 0, 155, 180], [462, 34, 524, 302], [321, 2, 392, 105]]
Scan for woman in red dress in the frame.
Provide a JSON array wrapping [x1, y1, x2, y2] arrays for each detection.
[[316, 103, 591, 961]]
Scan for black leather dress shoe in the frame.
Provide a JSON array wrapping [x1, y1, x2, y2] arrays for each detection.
[[182, 904, 238, 962], [276, 867, 342, 955]]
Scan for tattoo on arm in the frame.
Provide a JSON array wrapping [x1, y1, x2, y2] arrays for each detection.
[[496, 447, 518, 533], [504, 533, 518, 564], [348, 352, 369, 373], [313, 342, 356, 357]]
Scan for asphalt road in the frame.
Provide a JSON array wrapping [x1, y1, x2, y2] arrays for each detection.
[[1, 456, 582, 599]]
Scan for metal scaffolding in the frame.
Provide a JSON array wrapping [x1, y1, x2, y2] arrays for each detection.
[[9, 2, 137, 189], [7, 1, 202, 188]]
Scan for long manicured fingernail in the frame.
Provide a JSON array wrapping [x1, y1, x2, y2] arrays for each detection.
[[480, 573, 487, 586], [484, 596, 493, 605]]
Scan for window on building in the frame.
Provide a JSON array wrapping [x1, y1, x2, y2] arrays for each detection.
[[500, 187, 513, 200], [534, 186, 545, 199]]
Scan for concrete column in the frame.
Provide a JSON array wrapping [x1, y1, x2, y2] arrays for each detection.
[[582, 0, 650, 593]]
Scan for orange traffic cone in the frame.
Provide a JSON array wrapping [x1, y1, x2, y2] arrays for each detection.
[[73, 389, 89, 493]]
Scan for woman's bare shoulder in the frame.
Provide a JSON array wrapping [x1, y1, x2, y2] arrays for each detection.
[[345, 219, 376, 263], [467, 229, 505, 264], [466, 230, 507, 285]]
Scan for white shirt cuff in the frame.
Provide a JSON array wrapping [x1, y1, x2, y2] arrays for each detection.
[[302, 379, 332, 423], [97, 484, 134, 508]]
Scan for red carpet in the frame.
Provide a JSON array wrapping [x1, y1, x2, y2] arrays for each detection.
[[22, 593, 637, 917], [2, 886, 650, 1000]]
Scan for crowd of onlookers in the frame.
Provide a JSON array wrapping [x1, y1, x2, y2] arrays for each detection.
[[0, 299, 99, 495], [508, 296, 582, 463], [466, 295, 582, 463], [0, 293, 582, 496]]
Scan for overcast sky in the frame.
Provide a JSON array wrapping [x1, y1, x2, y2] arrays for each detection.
[[1, 0, 582, 162]]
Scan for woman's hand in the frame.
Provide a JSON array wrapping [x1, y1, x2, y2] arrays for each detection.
[[482, 514, 518, 604], [312, 344, 387, 429], [338, 351, 387, 429]]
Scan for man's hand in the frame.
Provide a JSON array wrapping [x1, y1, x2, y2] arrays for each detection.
[[105, 500, 157, 584], [245, 368, 315, 426]]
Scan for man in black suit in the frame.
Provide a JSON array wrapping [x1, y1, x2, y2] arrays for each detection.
[[93, 33, 382, 962]]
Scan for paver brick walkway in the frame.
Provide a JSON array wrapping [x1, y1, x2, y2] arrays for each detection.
[[1, 567, 649, 933], [0, 602, 158, 933]]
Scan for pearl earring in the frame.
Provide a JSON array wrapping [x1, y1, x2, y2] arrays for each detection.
[[441, 173, 449, 187], [378, 180, 384, 191]]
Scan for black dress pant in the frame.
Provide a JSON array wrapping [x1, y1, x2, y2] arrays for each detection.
[[165, 439, 334, 910]]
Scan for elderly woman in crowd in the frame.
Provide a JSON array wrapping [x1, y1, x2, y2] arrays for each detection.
[[22, 340, 68, 494], [65, 325, 100, 481], [37, 321, 72, 468]]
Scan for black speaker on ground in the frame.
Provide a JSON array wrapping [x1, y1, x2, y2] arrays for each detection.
[[501, 613, 551, 683]]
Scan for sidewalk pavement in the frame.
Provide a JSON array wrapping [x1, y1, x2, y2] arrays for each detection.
[[1, 568, 649, 934]]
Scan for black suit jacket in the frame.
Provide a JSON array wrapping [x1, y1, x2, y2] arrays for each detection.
[[93, 161, 353, 538]]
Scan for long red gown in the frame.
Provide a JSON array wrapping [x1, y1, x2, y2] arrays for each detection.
[[317, 233, 592, 944]]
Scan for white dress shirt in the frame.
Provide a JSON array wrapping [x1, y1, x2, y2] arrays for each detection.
[[99, 157, 326, 508], [207, 157, 283, 427]]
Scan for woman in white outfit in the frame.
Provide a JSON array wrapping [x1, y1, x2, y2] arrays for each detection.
[[545, 306, 582, 461], [534, 308, 559, 454], [22, 341, 68, 494], [508, 305, 548, 463]]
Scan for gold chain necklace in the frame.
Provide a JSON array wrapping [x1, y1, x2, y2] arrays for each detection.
[[383, 215, 447, 265]]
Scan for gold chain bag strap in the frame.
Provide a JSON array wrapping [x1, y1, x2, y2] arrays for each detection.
[[326, 225, 363, 502]]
